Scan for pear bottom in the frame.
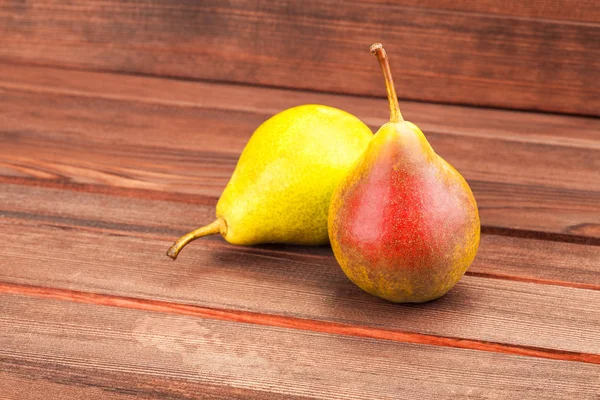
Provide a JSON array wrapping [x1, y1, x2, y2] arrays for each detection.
[[332, 243, 478, 303]]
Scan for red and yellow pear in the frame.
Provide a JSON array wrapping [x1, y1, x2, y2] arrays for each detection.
[[328, 44, 480, 303]]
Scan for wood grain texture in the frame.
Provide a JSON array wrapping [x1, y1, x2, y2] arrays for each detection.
[[1, 64, 599, 239], [360, 0, 600, 23], [2, 293, 600, 399], [3, 280, 600, 365], [2, 207, 599, 356], [0, 374, 145, 400], [1, 12, 599, 397], [3, 63, 600, 145], [0, 367, 307, 400], [3, 182, 599, 289], [0, 1, 599, 115]]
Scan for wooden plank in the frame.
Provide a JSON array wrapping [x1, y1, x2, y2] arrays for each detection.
[[2, 182, 599, 289], [3, 63, 600, 145], [0, 367, 303, 400], [360, 0, 600, 23], [2, 293, 600, 399], [1, 65, 599, 239], [0, 373, 177, 400], [472, 234, 600, 289], [0, 1, 599, 115], [1, 207, 599, 356]]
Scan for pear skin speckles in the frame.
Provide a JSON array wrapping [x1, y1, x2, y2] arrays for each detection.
[[328, 121, 480, 303], [217, 104, 373, 246]]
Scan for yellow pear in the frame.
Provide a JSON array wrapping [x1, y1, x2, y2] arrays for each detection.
[[167, 104, 372, 259]]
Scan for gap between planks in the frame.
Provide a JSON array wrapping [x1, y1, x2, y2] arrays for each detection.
[[1, 281, 599, 366]]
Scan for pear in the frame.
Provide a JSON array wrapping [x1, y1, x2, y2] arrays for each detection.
[[328, 44, 480, 303], [167, 105, 372, 259]]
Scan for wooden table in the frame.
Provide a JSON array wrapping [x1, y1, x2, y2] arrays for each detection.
[[1, 1, 600, 399]]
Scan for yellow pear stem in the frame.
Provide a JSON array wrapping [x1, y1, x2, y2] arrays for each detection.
[[167, 218, 227, 260], [370, 43, 403, 123]]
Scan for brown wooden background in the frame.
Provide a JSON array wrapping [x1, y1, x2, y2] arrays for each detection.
[[1, 1, 600, 398], [1, 0, 599, 115]]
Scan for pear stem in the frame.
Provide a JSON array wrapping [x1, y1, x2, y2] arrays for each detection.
[[370, 43, 403, 123], [166, 219, 226, 260]]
